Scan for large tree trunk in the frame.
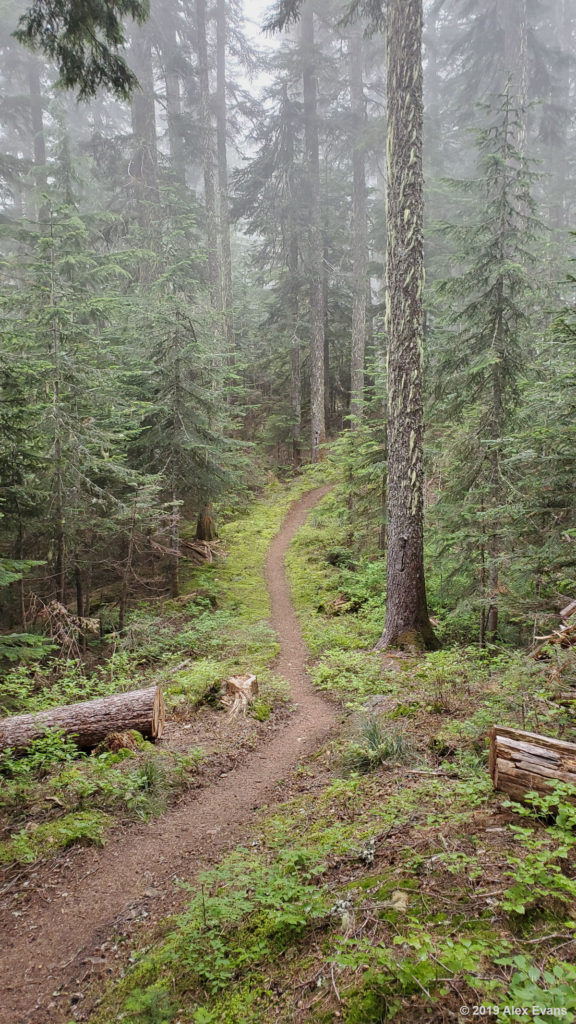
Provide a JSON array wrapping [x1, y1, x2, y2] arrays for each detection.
[[0, 687, 165, 754], [375, 0, 438, 652], [216, 0, 235, 358], [301, 1, 326, 462], [349, 26, 368, 425], [196, 504, 217, 541]]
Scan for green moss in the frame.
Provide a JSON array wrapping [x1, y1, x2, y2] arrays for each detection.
[[165, 659, 225, 710], [311, 649, 395, 708], [0, 810, 112, 864]]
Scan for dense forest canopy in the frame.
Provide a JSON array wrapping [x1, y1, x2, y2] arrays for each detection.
[[0, 0, 575, 655]]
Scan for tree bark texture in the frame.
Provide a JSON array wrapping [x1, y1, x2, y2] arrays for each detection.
[[0, 687, 165, 754], [489, 726, 576, 803], [349, 27, 369, 424], [375, 0, 437, 652], [301, 1, 326, 461]]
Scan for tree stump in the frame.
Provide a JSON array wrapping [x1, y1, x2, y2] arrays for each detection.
[[221, 674, 258, 715]]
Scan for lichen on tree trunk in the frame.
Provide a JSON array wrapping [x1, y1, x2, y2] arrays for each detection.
[[374, 0, 438, 653]]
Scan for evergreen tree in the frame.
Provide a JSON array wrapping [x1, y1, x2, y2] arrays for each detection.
[[430, 91, 544, 640], [375, 0, 438, 652]]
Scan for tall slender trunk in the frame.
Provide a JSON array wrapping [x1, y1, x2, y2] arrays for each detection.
[[195, 0, 222, 313], [169, 492, 180, 598], [53, 435, 65, 605], [502, 0, 528, 151], [130, 24, 159, 219], [323, 244, 330, 428], [349, 26, 368, 424], [485, 94, 513, 639], [375, 0, 437, 652], [163, 29, 186, 185], [301, 1, 325, 461], [290, 342, 302, 463], [216, 0, 235, 357], [119, 495, 139, 633], [486, 286, 505, 639], [284, 96, 302, 464], [48, 210, 65, 605], [17, 520, 27, 629], [75, 564, 84, 617], [27, 59, 47, 221], [288, 232, 302, 463], [550, 0, 571, 229]]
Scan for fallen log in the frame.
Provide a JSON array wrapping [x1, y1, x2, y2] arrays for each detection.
[[0, 686, 165, 754], [489, 725, 576, 803]]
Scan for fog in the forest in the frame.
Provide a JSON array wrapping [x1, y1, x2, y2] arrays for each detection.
[[0, 0, 574, 646]]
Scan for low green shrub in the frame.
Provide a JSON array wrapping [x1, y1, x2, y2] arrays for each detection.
[[0, 728, 82, 779], [0, 810, 111, 864], [311, 649, 392, 707]]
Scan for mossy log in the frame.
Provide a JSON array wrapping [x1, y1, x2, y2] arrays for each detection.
[[489, 725, 576, 803], [0, 686, 165, 754]]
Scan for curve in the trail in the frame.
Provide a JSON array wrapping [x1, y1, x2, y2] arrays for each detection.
[[0, 486, 336, 1024]]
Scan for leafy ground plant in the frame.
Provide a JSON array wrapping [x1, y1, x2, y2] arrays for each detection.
[[342, 718, 414, 774]]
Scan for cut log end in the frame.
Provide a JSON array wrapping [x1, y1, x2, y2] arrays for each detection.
[[152, 687, 165, 739], [489, 724, 576, 804]]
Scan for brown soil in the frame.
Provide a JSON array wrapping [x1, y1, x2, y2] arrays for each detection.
[[0, 486, 337, 1024]]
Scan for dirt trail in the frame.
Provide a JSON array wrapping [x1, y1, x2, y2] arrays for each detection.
[[0, 486, 336, 1024]]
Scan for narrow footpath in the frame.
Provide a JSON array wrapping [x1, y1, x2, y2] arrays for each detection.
[[0, 486, 337, 1024]]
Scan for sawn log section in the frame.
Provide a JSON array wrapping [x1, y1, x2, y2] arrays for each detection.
[[0, 685, 165, 754], [489, 725, 576, 801]]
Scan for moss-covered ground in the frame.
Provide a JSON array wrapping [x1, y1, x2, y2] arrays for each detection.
[[89, 478, 576, 1024], [0, 464, 333, 867]]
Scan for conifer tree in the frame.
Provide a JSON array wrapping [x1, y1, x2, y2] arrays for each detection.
[[431, 91, 544, 640], [374, 0, 438, 651]]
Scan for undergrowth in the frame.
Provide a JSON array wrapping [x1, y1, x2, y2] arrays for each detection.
[[92, 472, 576, 1024], [0, 467, 331, 867]]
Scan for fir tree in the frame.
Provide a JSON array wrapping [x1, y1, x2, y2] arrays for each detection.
[[431, 91, 544, 640]]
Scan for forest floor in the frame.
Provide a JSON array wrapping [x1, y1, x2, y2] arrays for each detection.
[[0, 486, 338, 1024], [2, 477, 576, 1024]]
